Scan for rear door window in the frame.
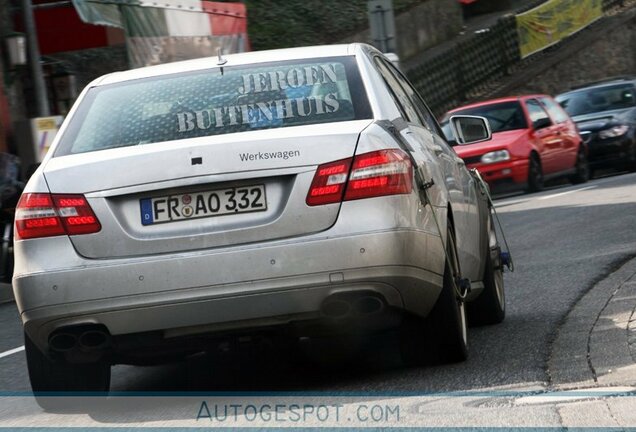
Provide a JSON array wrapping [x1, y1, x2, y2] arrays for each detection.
[[540, 97, 569, 124], [56, 56, 372, 156], [526, 99, 552, 127], [373, 57, 422, 125], [377, 57, 441, 134]]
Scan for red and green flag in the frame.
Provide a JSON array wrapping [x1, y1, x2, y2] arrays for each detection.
[[72, 0, 249, 68]]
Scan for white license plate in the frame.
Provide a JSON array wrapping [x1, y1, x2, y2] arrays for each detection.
[[140, 185, 267, 225]]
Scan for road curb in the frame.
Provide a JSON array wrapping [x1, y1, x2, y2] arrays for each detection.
[[592, 279, 636, 386], [0, 282, 14, 304], [549, 256, 636, 389]]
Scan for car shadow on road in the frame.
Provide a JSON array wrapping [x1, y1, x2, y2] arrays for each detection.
[[109, 331, 404, 394]]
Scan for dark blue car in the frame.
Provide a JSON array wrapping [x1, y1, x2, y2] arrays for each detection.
[[556, 77, 636, 177]]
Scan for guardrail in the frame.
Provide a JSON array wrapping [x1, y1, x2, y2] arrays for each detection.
[[408, 15, 518, 117]]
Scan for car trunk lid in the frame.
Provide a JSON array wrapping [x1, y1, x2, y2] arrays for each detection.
[[42, 120, 371, 258]]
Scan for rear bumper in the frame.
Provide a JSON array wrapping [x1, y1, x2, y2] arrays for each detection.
[[14, 228, 444, 352]]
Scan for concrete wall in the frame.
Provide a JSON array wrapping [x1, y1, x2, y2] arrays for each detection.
[[509, 10, 636, 96], [340, 0, 464, 62]]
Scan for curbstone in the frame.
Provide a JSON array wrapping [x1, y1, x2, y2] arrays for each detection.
[[549, 257, 636, 389]]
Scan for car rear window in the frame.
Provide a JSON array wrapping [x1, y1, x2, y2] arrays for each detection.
[[55, 56, 372, 156], [557, 84, 636, 117]]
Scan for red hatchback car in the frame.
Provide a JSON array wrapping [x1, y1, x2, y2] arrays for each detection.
[[441, 95, 589, 192]]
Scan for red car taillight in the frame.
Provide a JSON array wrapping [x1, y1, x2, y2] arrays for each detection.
[[344, 149, 413, 201], [15, 193, 101, 240], [306, 149, 413, 206], [306, 158, 352, 206]]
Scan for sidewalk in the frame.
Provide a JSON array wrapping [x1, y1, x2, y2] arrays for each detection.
[[548, 255, 636, 427]]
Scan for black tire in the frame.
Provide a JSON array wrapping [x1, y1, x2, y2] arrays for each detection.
[[526, 155, 544, 193], [400, 226, 468, 366], [0, 222, 13, 283], [569, 147, 590, 184], [25, 332, 110, 410], [627, 143, 636, 173], [468, 220, 505, 326]]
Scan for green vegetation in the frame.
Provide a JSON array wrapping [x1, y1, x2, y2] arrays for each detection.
[[236, 0, 428, 51]]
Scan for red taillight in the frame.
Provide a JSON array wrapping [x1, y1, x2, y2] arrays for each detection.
[[306, 157, 352, 206], [52, 195, 101, 235], [306, 149, 413, 206], [345, 150, 413, 201], [15, 193, 101, 240]]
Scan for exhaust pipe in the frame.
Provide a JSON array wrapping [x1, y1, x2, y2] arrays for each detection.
[[321, 293, 387, 319], [321, 299, 352, 319], [78, 330, 111, 351], [49, 332, 78, 352], [49, 326, 112, 353], [353, 296, 384, 315]]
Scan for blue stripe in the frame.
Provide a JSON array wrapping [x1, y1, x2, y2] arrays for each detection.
[[0, 390, 634, 397], [0, 428, 635, 431], [140, 198, 154, 226]]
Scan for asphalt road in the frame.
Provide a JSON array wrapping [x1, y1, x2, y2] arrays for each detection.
[[1, 171, 636, 426]]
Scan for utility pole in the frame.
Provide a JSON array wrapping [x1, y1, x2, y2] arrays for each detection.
[[368, 0, 396, 54], [21, 0, 50, 117]]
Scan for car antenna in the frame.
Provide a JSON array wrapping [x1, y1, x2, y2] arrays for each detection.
[[217, 48, 227, 75]]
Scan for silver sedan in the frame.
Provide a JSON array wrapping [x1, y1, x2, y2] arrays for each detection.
[[13, 43, 505, 395]]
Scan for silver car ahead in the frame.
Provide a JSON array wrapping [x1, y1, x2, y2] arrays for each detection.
[[13, 43, 505, 394]]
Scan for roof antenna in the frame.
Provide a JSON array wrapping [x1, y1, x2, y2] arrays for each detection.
[[217, 48, 227, 66]]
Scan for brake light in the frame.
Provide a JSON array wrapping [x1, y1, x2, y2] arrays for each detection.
[[15, 193, 101, 240], [345, 149, 412, 201], [306, 157, 353, 206], [306, 149, 413, 206]]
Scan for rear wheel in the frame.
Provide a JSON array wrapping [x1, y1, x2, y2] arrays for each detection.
[[25, 332, 110, 410], [468, 219, 505, 326], [400, 226, 468, 366], [0, 222, 13, 283], [626, 143, 636, 172], [526, 155, 544, 193], [569, 147, 590, 184]]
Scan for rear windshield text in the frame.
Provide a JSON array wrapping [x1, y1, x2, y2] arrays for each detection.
[[55, 57, 371, 156]]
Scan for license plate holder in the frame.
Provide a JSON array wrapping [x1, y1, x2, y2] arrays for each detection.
[[140, 184, 267, 225]]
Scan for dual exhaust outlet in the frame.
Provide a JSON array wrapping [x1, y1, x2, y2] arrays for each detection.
[[320, 292, 386, 319], [49, 327, 111, 353], [48, 294, 387, 351]]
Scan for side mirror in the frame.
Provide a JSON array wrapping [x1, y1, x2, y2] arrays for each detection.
[[449, 115, 492, 145], [533, 117, 552, 130]]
